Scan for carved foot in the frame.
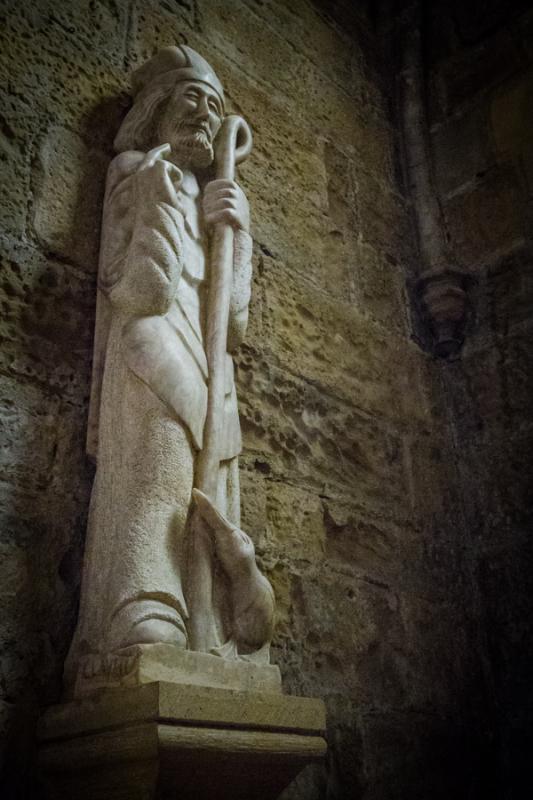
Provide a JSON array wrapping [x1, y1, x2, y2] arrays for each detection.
[[192, 489, 275, 653], [119, 618, 188, 649], [108, 599, 188, 650]]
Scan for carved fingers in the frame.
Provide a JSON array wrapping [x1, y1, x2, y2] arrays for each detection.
[[139, 143, 171, 170], [203, 179, 250, 232], [138, 143, 183, 185]]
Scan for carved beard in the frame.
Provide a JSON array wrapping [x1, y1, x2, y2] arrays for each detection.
[[159, 120, 215, 169]]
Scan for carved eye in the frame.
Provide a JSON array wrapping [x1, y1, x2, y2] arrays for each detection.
[[208, 99, 221, 116]]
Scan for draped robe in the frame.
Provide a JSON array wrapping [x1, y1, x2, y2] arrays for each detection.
[[65, 150, 253, 680]]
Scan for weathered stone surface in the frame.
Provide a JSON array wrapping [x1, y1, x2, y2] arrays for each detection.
[[0, 2, 128, 124], [237, 365, 410, 513], [443, 165, 526, 269], [247, 264, 429, 428], [0, 100, 31, 241], [491, 67, 533, 191], [0, 240, 95, 402], [350, 241, 408, 333], [430, 26, 525, 119], [238, 0, 358, 96], [32, 127, 108, 270], [127, 0, 196, 64], [455, 250, 533, 367], [432, 104, 492, 195]]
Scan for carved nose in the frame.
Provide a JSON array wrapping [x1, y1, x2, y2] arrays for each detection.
[[196, 96, 210, 120]]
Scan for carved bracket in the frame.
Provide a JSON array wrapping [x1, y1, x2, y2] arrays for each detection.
[[416, 268, 470, 358]]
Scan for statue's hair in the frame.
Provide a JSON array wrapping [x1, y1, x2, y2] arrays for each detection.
[[114, 75, 176, 152]]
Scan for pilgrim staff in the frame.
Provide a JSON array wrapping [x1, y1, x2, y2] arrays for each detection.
[[187, 116, 254, 653]]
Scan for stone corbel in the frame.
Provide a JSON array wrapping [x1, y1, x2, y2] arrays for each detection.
[[416, 267, 470, 358], [39, 670, 326, 800], [399, 1, 470, 357]]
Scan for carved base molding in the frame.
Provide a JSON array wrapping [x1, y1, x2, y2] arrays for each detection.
[[38, 677, 326, 800], [70, 643, 283, 698]]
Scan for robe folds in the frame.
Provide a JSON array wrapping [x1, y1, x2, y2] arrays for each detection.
[[65, 150, 253, 678]]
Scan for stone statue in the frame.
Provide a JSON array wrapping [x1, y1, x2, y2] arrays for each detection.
[[65, 46, 275, 692]]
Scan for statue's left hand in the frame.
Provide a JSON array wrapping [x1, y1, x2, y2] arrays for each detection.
[[203, 179, 250, 232]]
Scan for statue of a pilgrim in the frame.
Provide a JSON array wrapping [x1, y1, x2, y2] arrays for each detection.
[[65, 46, 274, 688]]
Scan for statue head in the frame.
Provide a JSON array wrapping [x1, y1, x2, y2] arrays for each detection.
[[114, 45, 225, 168]]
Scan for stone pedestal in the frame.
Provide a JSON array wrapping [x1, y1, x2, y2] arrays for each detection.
[[71, 643, 283, 697], [38, 650, 326, 800]]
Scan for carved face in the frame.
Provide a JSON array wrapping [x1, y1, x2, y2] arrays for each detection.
[[157, 80, 224, 168]]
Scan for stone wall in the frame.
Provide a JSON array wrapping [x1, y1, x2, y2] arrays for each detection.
[[426, 1, 533, 794], [0, 1, 525, 799]]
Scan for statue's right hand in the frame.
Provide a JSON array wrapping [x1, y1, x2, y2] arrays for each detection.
[[138, 143, 172, 171], [137, 143, 183, 190]]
